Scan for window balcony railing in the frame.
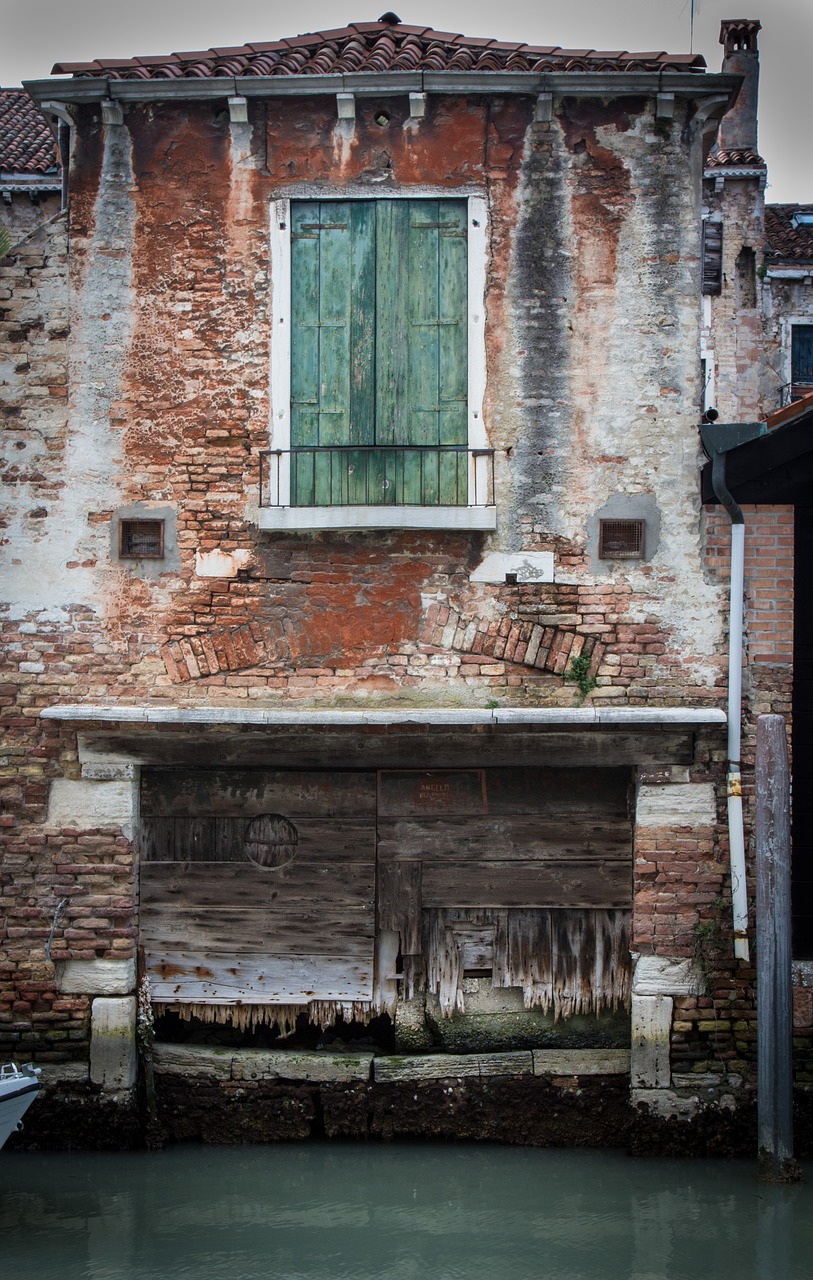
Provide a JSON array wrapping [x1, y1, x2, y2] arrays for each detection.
[[780, 382, 813, 408], [259, 446, 495, 510]]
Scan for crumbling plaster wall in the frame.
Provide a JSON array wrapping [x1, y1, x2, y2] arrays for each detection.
[[505, 97, 724, 687], [1, 210, 70, 615], [3, 118, 143, 628], [1, 191, 61, 244], [2, 92, 729, 708]]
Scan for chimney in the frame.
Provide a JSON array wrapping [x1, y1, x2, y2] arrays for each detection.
[[717, 19, 761, 154]]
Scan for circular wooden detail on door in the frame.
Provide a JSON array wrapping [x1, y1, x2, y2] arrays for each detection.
[[243, 814, 299, 870]]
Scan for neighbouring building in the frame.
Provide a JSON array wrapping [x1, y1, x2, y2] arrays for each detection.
[[0, 88, 61, 241], [0, 16, 808, 1150]]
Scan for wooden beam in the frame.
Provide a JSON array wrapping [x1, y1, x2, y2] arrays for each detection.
[[145, 952, 373, 1003], [755, 714, 801, 1182], [421, 860, 632, 909], [377, 816, 630, 861]]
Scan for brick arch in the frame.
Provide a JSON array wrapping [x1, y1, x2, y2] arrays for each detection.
[[418, 602, 605, 677]]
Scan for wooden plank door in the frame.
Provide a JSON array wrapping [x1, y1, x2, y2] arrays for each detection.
[[140, 770, 377, 1006], [375, 767, 633, 1016]]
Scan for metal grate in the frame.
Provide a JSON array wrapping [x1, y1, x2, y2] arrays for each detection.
[[259, 446, 495, 509], [599, 519, 645, 560], [119, 518, 164, 559]]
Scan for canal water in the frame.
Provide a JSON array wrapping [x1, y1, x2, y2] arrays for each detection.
[[2, 1144, 812, 1280]]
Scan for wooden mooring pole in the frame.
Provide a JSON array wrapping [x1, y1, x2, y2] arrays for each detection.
[[755, 714, 801, 1182]]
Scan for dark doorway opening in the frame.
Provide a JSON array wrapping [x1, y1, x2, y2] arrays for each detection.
[[793, 506, 813, 956]]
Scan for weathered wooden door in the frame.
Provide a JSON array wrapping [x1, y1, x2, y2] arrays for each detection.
[[140, 765, 632, 1022], [140, 770, 376, 1007], [377, 767, 633, 1016]]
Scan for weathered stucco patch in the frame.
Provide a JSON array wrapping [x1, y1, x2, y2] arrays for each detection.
[[5, 118, 136, 619], [56, 958, 136, 995], [47, 778, 137, 833], [636, 783, 717, 828]]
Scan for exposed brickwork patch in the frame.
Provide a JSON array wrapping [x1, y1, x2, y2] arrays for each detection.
[[418, 602, 605, 679], [161, 623, 271, 682]]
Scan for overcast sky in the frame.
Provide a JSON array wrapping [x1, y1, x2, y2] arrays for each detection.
[[2, 0, 809, 202]]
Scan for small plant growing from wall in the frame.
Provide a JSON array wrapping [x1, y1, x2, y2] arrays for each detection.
[[692, 898, 727, 994], [0, 226, 10, 260], [565, 651, 597, 703]]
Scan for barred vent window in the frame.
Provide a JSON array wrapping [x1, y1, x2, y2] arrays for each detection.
[[119, 519, 164, 559], [599, 519, 645, 560], [702, 221, 723, 295]]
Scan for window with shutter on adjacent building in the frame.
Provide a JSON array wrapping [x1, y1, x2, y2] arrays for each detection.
[[264, 192, 494, 530], [702, 220, 723, 295], [792, 325, 813, 396]]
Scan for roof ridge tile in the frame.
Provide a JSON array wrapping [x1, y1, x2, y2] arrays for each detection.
[[48, 22, 706, 82]]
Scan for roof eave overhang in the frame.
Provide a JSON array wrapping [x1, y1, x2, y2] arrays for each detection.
[[0, 172, 60, 191], [23, 69, 741, 106], [766, 265, 813, 278], [700, 406, 813, 506], [703, 166, 766, 180]]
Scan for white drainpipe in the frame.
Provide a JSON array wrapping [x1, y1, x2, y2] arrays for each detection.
[[702, 420, 766, 963], [727, 521, 750, 961]]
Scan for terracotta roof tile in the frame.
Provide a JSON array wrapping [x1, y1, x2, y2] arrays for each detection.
[[318, 27, 367, 41], [417, 30, 464, 43], [50, 21, 706, 80], [0, 88, 59, 175], [171, 51, 220, 62], [765, 205, 813, 264], [285, 33, 324, 47], [706, 147, 765, 170], [49, 62, 97, 74]]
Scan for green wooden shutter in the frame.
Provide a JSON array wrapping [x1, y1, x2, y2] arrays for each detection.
[[376, 199, 468, 505], [291, 198, 467, 507], [291, 201, 375, 504], [433, 198, 468, 505]]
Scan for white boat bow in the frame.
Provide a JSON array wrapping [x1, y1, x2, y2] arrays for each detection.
[[0, 1063, 41, 1149]]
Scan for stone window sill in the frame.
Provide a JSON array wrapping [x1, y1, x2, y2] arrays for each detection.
[[256, 505, 497, 532]]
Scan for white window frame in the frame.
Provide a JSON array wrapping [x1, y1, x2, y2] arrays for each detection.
[[262, 187, 494, 531], [784, 316, 813, 390]]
